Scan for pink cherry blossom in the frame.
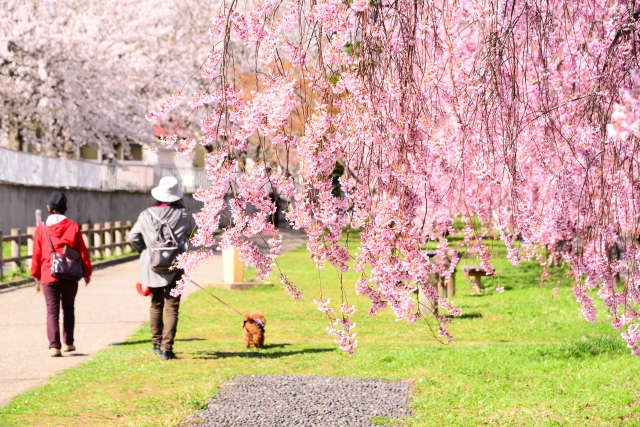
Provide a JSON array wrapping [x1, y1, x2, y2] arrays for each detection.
[[148, 0, 640, 356], [146, 92, 185, 121]]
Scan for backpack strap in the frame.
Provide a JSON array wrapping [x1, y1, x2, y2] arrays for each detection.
[[147, 208, 179, 244]]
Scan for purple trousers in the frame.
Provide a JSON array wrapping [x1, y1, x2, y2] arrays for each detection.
[[42, 280, 79, 349]]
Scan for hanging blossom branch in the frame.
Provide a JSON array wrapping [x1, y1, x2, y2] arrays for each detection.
[[147, 0, 640, 355]]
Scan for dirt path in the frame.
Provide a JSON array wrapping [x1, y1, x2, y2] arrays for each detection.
[[0, 229, 306, 406]]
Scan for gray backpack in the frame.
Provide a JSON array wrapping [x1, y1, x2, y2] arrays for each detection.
[[147, 209, 182, 273]]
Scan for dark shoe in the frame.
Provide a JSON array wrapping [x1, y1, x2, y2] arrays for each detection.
[[161, 350, 177, 360], [153, 344, 161, 355]]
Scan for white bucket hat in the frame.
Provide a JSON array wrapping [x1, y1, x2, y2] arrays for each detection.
[[151, 176, 184, 202]]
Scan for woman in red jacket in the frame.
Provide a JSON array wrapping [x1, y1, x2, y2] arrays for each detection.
[[31, 192, 92, 357]]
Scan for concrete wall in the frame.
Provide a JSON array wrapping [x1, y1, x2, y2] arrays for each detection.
[[0, 147, 208, 193], [0, 183, 205, 234], [0, 147, 102, 189]]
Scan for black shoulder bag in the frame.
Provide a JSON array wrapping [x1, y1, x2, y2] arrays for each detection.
[[43, 224, 84, 281]]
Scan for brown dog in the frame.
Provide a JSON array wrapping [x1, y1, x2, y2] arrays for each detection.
[[243, 312, 266, 348]]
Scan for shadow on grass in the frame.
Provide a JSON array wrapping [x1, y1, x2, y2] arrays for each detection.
[[190, 347, 335, 360], [446, 312, 483, 319], [463, 286, 514, 296], [261, 343, 292, 349], [111, 338, 206, 346], [537, 336, 628, 359]]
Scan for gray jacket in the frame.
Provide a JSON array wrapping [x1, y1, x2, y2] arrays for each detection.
[[128, 206, 191, 288]]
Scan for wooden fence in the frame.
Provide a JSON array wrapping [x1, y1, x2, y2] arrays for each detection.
[[0, 221, 133, 277]]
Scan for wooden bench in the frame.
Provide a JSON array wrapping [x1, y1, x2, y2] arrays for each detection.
[[462, 266, 487, 294]]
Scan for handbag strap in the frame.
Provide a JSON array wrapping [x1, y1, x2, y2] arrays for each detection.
[[42, 223, 57, 255], [147, 208, 179, 244]]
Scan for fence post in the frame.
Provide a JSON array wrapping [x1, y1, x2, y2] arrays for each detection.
[[104, 222, 113, 257], [124, 221, 132, 253], [11, 228, 21, 270], [114, 221, 123, 255], [82, 224, 90, 252], [93, 223, 102, 259], [27, 226, 36, 269]]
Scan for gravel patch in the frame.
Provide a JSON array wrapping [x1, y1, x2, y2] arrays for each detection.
[[181, 375, 411, 427]]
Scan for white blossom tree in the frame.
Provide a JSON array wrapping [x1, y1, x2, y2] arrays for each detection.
[[0, 0, 215, 158]]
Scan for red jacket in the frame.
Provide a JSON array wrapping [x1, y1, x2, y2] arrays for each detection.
[[31, 220, 92, 284]]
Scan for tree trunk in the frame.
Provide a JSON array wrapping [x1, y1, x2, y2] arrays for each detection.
[[8, 113, 22, 151]]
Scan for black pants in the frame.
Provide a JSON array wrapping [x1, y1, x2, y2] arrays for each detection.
[[43, 280, 79, 349], [149, 279, 182, 351]]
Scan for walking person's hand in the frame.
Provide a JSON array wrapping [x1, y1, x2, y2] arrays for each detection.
[[84, 276, 91, 286]]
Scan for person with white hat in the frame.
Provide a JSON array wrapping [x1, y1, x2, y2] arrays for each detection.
[[128, 176, 192, 360]]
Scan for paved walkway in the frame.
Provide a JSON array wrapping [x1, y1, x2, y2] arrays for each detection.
[[0, 229, 306, 407]]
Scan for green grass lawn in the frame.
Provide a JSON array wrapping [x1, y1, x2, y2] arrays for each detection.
[[1, 236, 638, 426]]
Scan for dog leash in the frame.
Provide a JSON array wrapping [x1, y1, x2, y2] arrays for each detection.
[[189, 280, 244, 317]]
